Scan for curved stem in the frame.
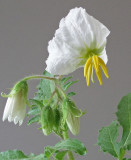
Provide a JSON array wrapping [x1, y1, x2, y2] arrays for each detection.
[[63, 131, 75, 160], [56, 85, 66, 99], [23, 75, 56, 81], [48, 90, 56, 105]]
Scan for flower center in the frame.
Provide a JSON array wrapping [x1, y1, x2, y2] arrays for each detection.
[[84, 55, 109, 86]]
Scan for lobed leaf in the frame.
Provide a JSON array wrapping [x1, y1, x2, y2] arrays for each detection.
[[116, 93, 131, 147], [97, 121, 120, 158], [98, 93, 131, 159]]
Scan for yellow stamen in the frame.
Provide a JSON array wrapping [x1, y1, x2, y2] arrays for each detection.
[[84, 57, 92, 77], [98, 57, 109, 78], [93, 56, 99, 72], [86, 63, 92, 86], [84, 55, 109, 86], [91, 67, 95, 83], [94, 65, 103, 85]]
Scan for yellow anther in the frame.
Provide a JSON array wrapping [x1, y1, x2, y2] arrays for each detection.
[[94, 65, 103, 85], [93, 56, 99, 72], [84, 57, 92, 77], [84, 55, 109, 86], [98, 57, 109, 78], [86, 63, 92, 86]]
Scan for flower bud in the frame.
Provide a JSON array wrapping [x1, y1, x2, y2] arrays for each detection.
[[66, 112, 80, 136], [41, 106, 54, 136], [62, 98, 80, 135], [2, 80, 28, 125], [53, 108, 61, 131]]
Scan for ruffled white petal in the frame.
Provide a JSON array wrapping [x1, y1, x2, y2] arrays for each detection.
[[99, 49, 108, 64], [46, 7, 110, 75]]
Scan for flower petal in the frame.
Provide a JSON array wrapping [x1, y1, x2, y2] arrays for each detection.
[[46, 7, 110, 75], [99, 49, 108, 64], [2, 97, 14, 121]]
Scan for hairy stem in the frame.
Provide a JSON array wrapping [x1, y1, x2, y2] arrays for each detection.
[[63, 131, 75, 160], [48, 90, 56, 105], [23, 75, 56, 81]]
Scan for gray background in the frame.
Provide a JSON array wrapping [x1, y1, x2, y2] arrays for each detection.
[[0, 0, 131, 159]]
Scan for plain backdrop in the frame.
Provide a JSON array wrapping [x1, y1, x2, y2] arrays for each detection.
[[0, 0, 131, 159]]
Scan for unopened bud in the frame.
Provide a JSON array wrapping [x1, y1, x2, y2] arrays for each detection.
[[66, 112, 80, 135], [53, 108, 61, 130], [62, 98, 81, 135], [41, 106, 54, 136]]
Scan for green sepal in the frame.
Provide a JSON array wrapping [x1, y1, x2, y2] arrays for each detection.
[[62, 98, 83, 118], [1, 80, 28, 98]]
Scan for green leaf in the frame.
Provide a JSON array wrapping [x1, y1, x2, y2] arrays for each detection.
[[0, 150, 28, 160], [28, 115, 40, 125], [55, 151, 68, 160], [97, 93, 131, 159], [29, 99, 43, 108], [27, 107, 40, 116], [63, 81, 78, 91], [25, 154, 44, 160], [127, 145, 131, 150], [61, 77, 72, 84], [44, 138, 87, 158], [55, 139, 87, 155], [97, 121, 120, 158], [0, 150, 44, 160], [35, 71, 55, 101], [44, 147, 55, 158], [116, 93, 131, 147], [67, 92, 76, 97]]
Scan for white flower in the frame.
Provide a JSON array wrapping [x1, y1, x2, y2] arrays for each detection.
[[2, 81, 28, 125], [46, 7, 110, 86]]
